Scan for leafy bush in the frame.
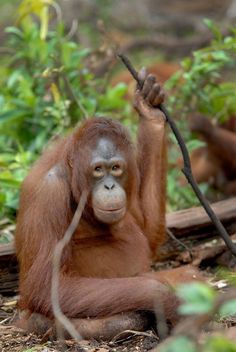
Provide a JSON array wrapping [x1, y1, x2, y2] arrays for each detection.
[[0, 0, 130, 221], [160, 282, 236, 352], [165, 21, 236, 210], [167, 20, 236, 122], [1, 2, 236, 224]]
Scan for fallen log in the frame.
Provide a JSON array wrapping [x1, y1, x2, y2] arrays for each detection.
[[158, 197, 236, 262], [167, 197, 236, 236], [0, 197, 236, 294], [0, 243, 18, 295]]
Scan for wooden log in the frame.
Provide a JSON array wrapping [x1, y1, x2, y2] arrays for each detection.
[[160, 197, 236, 261], [0, 268, 18, 294], [166, 197, 236, 236], [0, 197, 236, 294], [0, 243, 18, 295], [0, 197, 235, 259]]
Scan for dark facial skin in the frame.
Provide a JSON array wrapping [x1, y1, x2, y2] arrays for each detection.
[[90, 138, 127, 224]]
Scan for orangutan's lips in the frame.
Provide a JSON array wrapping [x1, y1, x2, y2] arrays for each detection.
[[98, 207, 123, 212]]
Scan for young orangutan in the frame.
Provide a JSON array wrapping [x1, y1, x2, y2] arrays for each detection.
[[15, 69, 201, 340]]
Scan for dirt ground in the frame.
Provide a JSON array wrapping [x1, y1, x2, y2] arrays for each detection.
[[1, 261, 236, 351], [0, 295, 159, 352], [1, 222, 236, 351]]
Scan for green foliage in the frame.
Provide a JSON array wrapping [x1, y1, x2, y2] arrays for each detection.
[[0, 0, 130, 225], [167, 169, 208, 211], [219, 299, 236, 318], [161, 335, 236, 352], [18, 0, 53, 40], [161, 282, 236, 352], [2, 2, 236, 229], [166, 21, 236, 121], [177, 282, 216, 315], [160, 336, 197, 352], [165, 21, 236, 210], [216, 268, 236, 286], [203, 336, 236, 352]]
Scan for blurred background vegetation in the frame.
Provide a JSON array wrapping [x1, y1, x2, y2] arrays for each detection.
[[1, 0, 236, 242]]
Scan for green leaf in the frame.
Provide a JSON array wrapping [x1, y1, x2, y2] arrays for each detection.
[[203, 336, 236, 352], [0, 178, 21, 188], [0, 154, 16, 165], [160, 336, 197, 352], [211, 50, 230, 63], [39, 5, 49, 40], [99, 83, 128, 110], [0, 170, 22, 189], [107, 83, 127, 100], [177, 283, 216, 315], [5, 26, 23, 38], [0, 192, 6, 206], [203, 19, 222, 41], [186, 139, 206, 152], [0, 232, 14, 244], [0, 110, 29, 125], [219, 299, 236, 318]]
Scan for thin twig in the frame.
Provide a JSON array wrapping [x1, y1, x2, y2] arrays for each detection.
[[52, 48, 88, 120], [51, 191, 88, 341], [51, 1, 62, 23], [111, 329, 159, 343], [0, 317, 11, 325], [62, 73, 89, 119], [117, 53, 236, 257], [66, 19, 79, 40], [167, 228, 193, 259]]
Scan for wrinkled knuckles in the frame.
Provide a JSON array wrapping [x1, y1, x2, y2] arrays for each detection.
[[147, 73, 156, 82], [140, 75, 165, 107], [153, 89, 165, 107], [141, 74, 156, 99], [153, 83, 161, 94], [147, 84, 162, 106]]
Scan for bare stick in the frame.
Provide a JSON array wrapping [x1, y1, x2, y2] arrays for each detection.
[[166, 228, 193, 259], [51, 191, 88, 341], [117, 53, 236, 257]]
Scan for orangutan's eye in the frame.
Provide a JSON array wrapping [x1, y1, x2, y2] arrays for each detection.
[[111, 164, 123, 176], [93, 166, 104, 178]]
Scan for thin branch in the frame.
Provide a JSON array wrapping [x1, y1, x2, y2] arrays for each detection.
[[61, 73, 89, 119], [117, 53, 236, 257], [52, 49, 88, 120], [51, 190, 88, 341], [66, 20, 79, 40], [166, 228, 193, 260], [51, 1, 63, 23], [111, 329, 158, 343]]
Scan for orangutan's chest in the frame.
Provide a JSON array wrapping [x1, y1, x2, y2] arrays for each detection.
[[71, 233, 151, 278]]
